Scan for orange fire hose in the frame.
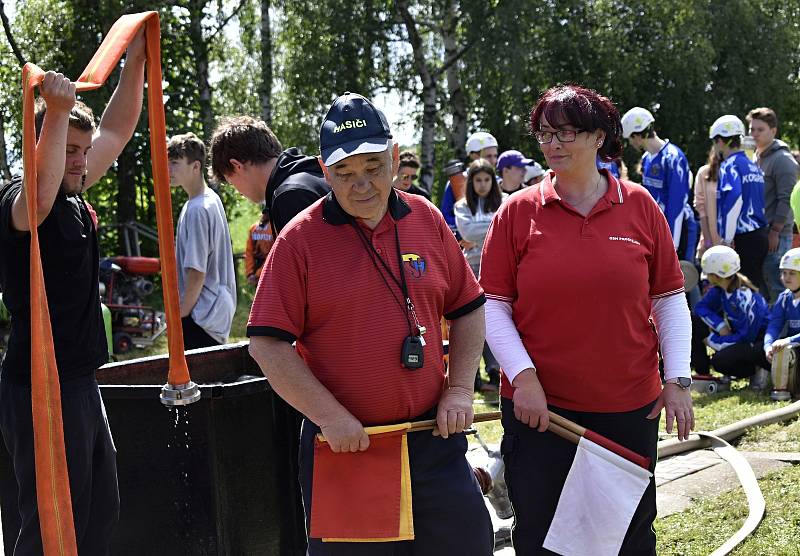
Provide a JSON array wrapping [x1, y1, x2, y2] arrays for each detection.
[[21, 12, 189, 554]]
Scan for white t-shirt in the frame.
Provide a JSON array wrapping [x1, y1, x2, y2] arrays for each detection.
[[176, 188, 237, 343]]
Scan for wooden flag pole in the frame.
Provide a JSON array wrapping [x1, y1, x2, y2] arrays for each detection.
[[316, 410, 650, 469], [407, 411, 581, 446], [408, 410, 650, 470]]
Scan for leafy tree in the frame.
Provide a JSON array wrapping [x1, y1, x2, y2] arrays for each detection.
[[270, 0, 394, 153]]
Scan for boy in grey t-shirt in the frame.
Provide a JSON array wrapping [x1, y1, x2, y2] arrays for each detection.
[[168, 132, 236, 348]]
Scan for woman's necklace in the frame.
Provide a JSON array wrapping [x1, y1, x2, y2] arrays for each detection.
[[557, 174, 602, 207]]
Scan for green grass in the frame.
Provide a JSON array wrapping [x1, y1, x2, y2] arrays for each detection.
[[229, 201, 262, 341], [472, 365, 503, 444], [655, 465, 800, 555], [683, 380, 794, 432]]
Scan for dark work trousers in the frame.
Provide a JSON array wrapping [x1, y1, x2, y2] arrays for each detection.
[[501, 398, 659, 556], [711, 340, 769, 378], [692, 314, 769, 378], [734, 227, 769, 290], [691, 314, 713, 375], [181, 315, 221, 350], [299, 414, 494, 555], [0, 374, 119, 556]]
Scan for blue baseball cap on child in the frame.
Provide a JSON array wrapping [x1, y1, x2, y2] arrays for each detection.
[[496, 150, 534, 172], [320, 92, 393, 166]]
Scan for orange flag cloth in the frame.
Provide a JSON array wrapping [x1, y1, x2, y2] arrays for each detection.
[[311, 423, 414, 542], [21, 12, 189, 555]]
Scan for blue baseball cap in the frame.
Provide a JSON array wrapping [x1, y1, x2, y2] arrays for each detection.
[[319, 92, 393, 166], [496, 150, 534, 172]]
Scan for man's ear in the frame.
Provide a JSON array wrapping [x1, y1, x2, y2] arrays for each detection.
[[318, 157, 332, 183], [229, 158, 244, 174]]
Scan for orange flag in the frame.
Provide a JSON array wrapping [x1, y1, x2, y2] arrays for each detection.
[[311, 423, 414, 542], [21, 12, 188, 554]]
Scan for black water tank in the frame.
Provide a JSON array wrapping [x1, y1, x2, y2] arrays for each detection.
[[0, 342, 307, 555]]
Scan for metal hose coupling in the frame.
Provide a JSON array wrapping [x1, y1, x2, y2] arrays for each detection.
[[160, 381, 201, 406]]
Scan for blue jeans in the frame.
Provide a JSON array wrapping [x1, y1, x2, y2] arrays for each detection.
[[762, 233, 793, 303]]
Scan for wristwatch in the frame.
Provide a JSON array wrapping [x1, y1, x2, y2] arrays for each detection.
[[665, 377, 692, 390]]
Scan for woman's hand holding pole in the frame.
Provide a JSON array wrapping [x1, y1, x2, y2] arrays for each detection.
[[512, 368, 550, 432]]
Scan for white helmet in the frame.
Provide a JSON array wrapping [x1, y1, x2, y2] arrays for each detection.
[[779, 248, 800, 272], [465, 132, 498, 154], [524, 161, 545, 182], [701, 245, 740, 278], [709, 115, 745, 139], [621, 107, 655, 139]]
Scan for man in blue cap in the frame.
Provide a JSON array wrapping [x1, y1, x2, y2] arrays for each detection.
[[247, 92, 493, 555]]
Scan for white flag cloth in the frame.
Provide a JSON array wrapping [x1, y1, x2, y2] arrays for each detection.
[[543, 436, 652, 556]]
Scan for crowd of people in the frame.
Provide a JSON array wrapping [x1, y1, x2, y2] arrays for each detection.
[[0, 28, 798, 554]]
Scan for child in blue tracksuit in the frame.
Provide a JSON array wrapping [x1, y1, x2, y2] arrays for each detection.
[[713, 120, 769, 289], [692, 246, 769, 379], [763, 247, 800, 400], [641, 141, 699, 262]]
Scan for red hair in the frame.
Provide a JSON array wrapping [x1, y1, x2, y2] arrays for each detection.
[[530, 84, 623, 162]]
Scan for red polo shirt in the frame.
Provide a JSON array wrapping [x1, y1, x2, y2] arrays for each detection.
[[248, 190, 484, 425], [480, 171, 684, 412]]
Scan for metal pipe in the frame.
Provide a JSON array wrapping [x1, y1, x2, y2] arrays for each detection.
[[160, 381, 201, 406]]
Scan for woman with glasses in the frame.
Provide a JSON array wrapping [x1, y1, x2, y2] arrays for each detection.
[[480, 84, 694, 555]]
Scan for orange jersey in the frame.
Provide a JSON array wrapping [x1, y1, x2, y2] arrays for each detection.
[[245, 222, 274, 278]]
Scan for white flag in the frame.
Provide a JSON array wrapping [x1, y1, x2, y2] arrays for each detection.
[[543, 436, 652, 556]]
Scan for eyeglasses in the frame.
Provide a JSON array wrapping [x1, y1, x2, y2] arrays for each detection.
[[534, 129, 586, 144], [399, 173, 418, 181]]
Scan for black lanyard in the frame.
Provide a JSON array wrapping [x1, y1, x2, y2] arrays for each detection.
[[349, 220, 417, 337]]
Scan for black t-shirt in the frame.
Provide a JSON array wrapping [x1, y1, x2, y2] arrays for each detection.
[[265, 148, 330, 236], [405, 184, 431, 200], [0, 177, 107, 384]]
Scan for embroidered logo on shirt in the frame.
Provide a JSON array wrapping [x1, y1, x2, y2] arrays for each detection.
[[608, 236, 641, 246], [402, 253, 426, 278]]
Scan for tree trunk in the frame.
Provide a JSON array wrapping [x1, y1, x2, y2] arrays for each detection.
[[442, 0, 467, 162], [115, 147, 137, 254], [0, 109, 11, 182], [260, 0, 272, 124], [0, 0, 26, 66], [396, 0, 437, 193], [189, 0, 214, 138]]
